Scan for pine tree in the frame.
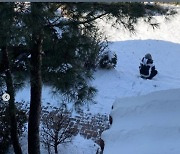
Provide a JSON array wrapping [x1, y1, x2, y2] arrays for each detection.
[[22, 3, 44, 154], [0, 3, 22, 154]]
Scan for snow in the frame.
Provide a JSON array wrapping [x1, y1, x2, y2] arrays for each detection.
[[27, 54, 31, 58], [97, 5, 180, 43], [102, 89, 180, 154], [88, 39, 180, 114], [48, 63, 73, 73], [88, 5, 180, 115], [13, 4, 180, 154], [7, 133, 99, 154], [16, 83, 62, 107], [58, 134, 100, 154], [98, 6, 180, 154], [53, 26, 63, 39]]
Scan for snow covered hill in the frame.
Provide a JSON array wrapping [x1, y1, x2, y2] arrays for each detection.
[[89, 5, 180, 154], [88, 5, 180, 115], [89, 39, 180, 114], [97, 5, 180, 154], [102, 88, 180, 154]]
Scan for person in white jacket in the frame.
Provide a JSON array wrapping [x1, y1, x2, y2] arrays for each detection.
[[139, 53, 158, 79]]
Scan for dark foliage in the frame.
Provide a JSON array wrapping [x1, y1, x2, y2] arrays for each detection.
[[0, 101, 27, 154], [99, 51, 117, 69]]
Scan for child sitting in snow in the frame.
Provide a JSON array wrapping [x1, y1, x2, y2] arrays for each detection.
[[139, 53, 158, 79]]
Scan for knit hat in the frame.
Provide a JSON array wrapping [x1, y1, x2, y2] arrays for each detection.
[[145, 53, 152, 60]]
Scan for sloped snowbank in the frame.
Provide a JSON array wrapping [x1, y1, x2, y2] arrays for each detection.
[[102, 88, 180, 154], [88, 6, 180, 115]]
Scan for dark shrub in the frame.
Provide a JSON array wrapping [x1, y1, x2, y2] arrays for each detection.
[[0, 101, 27, 154], [99, 51, 117, 69]]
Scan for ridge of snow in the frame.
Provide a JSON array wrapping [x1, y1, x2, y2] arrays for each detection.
[[102, 88, 180, 154]]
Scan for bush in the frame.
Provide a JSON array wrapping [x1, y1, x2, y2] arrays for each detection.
[[0, 101, 10, 154], [99, 51, 117, 69], [41, 106, 78, 154], [0, 101, 27, 154]]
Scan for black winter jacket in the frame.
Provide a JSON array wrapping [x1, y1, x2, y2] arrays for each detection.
[[139, 57, 155, 78]]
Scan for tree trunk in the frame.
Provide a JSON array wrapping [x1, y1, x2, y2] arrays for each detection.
[[28, 35, 43, 154], [54, 131, 58, 154], [2, 46, 22, 154], [55, 144, 58, 154], [47, 143, 51, 154]]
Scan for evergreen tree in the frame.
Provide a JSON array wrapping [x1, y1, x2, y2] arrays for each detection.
[[22, 3, 44, 154], [0, 3, 23, 154]]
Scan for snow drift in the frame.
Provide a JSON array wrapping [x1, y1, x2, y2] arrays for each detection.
[[102, 88, 180, 154]]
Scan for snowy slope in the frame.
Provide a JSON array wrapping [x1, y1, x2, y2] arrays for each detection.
[[102, 88, 180, 154], [89, 39, 180, 114], [98, 6, 180, 154], [88, 5, 180, 115]]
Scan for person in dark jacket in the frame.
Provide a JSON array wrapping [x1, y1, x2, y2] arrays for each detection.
[[139, 53, 158, 79]]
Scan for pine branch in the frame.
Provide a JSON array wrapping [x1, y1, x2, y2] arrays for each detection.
[[46, 12, 108, 28]]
